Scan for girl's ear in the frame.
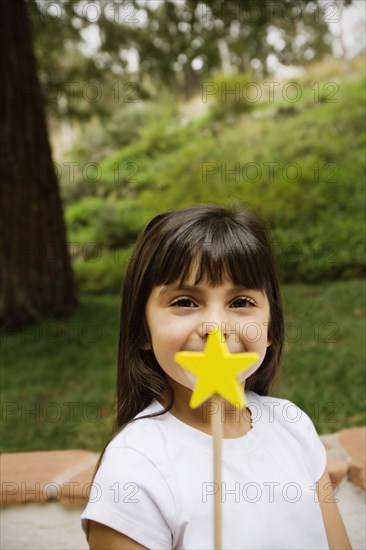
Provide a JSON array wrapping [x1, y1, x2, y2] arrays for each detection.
[[266, 338, 272, 347], [142, 342, 151, 350]]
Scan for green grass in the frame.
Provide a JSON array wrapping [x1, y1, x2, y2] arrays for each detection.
[[1, 280, 364, 453], [1, 295, 119, 453], [273, 279, 366, 432]]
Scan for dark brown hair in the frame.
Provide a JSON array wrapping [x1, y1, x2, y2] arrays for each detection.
[[92, 202, 284, 477]]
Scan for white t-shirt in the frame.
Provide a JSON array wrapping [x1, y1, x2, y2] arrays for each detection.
[[81, 391, 328, 549]]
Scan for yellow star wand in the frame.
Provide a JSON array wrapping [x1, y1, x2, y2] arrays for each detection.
[[175, 328, 259, 550]]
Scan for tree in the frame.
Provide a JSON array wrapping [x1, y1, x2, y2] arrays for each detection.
[[27, 0, 346, 110], [0, 0, 78, 331]]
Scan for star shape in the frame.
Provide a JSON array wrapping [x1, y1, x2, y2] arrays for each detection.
[[174, 328, 259, 409]]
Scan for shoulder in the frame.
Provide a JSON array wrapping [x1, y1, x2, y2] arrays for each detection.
[[98, 398, 186, 491], [82, 402, 177, 549], [247, 391, 315, 431], [102, 400, 171, 468], [247, 391, 327, 482]]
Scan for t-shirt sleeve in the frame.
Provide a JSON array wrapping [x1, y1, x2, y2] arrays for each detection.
[[289, 402, 327, 483], [304, 410, 327, 482], [80, 445, 175, 550]]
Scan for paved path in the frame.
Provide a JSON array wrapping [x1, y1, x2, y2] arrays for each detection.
[[1, 483, 365, 549], [337, 478, 366, 550]]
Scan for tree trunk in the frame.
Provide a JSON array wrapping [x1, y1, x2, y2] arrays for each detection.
[[0, 0, 78, 331]]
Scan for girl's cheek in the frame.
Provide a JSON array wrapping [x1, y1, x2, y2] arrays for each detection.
[[238, 360, 261, 383], [242, 321, 268, 346]]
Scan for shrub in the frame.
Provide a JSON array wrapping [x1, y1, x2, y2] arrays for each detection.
[[65, 198, 147, 249], [208, 72, 253, 119], [73, 246, 133, 294]]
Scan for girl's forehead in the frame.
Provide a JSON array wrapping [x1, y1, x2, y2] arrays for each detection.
[[181, 269, 232, 286], [178, 258, 228, 285], [153, 250, 269, 293], [173, 265, 256, 290]]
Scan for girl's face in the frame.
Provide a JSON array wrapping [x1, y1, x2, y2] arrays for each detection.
[[144, 268, 272, 392]]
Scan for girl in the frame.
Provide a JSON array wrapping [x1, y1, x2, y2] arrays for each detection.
[[81, 203, 351, 550]]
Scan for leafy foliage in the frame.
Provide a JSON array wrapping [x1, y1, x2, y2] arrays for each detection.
[[28, 0, 342, 118], [61, 69, 365, 293], [65, 197, 146, 249], [207, 72, 254, 118]]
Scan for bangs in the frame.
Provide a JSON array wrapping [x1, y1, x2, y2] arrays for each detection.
[[148, 215, 271, 292]]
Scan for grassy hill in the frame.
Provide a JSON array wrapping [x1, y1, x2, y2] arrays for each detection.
[[62, 65, 365, 293]]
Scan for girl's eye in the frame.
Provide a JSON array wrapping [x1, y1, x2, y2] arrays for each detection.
[[171, 297, 197, 308], [171, 297, 256, 308], [231, 297, 256, 308]]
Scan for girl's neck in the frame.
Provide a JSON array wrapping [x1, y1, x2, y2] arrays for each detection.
[[158, 380, 252, 439]]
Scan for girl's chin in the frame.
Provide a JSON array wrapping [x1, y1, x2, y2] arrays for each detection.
[[179, 375, 198, 392], [166, 360, 262, 392], [168, 366, 261, 391], [238, 364, 260, 383]]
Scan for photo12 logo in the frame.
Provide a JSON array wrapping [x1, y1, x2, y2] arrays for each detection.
[[201, 480, 339, 504]]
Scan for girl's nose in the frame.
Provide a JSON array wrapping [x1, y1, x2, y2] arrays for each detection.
[[202, 324, 235, 339], [199, 309, 236, 342]]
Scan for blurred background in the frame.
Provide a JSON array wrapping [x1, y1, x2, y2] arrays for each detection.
[[1, 0, 365, 454]]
